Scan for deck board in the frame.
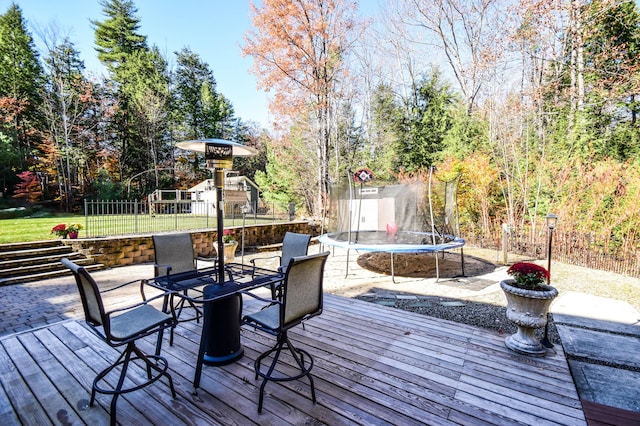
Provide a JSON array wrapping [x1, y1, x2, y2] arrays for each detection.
[[0, 338, 52, 425], [581, 400, 640, 426], [0, 293, 585, 425]]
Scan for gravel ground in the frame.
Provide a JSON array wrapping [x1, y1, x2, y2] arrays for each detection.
[[333, 246, 640, 345], [355, 291, 560, 344]]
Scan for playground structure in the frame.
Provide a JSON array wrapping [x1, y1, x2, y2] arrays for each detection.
[[319, 167, 465, 281]]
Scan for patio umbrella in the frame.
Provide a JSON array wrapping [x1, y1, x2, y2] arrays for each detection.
[[176, 139, 257, 284]]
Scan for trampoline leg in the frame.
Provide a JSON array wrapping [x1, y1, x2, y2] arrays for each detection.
[[391, 252, 396, 283], [345, 248, 350, 278], [435, 251, 440, 282]]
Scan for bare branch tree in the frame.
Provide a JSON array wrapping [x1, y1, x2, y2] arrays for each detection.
[[388, 0, 509, 114]]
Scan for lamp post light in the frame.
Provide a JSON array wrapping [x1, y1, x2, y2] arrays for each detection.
[[241, 204, 248, 268], [541, 213, 559, 348], [545, 213, 558, 284]]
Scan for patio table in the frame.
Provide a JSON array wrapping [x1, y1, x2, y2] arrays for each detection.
[[146, 262, 280, 389]]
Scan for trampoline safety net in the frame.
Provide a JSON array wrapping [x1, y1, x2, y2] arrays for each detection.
[[325, 171, 461, 243]]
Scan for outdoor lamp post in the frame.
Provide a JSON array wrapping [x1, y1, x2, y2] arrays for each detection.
[[545, 213, 558, 283], [241, 204, 248, 267], [542, 213, 559, 348], [176, 139, 256, 366]]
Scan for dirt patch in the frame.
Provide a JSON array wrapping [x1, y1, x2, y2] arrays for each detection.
[[356, 251, 495, 279]]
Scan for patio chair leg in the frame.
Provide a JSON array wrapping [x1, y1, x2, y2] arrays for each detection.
[[90, 343, 130, 407], [155, 324, 165, 356], [108, 343, 134, 426], [254, 332, 316, 413], [91, 341, 176, 424]]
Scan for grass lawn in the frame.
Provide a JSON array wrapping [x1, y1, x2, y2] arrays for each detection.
[[0, 214, 83, 244], [0, 214, 279, 244]]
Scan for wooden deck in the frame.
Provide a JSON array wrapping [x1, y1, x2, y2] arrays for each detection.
[[0, 293, 586, 425]]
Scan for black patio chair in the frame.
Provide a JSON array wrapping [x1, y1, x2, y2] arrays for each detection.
[[151, 233, 214, 344], [61, 258, 176, 426], [250, 231, 312, 298], [242, 251, 329, 413]]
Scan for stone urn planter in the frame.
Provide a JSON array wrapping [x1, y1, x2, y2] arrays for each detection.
[[215, 241, 238, 263], [500, 279, 558, 356]]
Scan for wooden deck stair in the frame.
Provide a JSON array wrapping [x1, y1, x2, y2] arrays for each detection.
[[0, 240, 103, 286]]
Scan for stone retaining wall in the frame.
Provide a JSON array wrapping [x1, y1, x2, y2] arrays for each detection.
[[63, 221, 320, 268]]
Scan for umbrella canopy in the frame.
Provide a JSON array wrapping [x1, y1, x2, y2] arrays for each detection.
[[176, 138, 257, 156]]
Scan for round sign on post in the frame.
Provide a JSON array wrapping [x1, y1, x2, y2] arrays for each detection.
[[353, 168, 373, 183]]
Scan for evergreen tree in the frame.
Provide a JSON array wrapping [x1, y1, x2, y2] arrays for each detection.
[[0, 3, 45, 171], [93, 0, 147, 81], [254, 130, 315, 215], [583, 0, 640, 121], [92, 0, 149, 180], [370, 83, 403, 181], [441, 101, 488, 160], [395, 72, 454, 172], [172, 48, 232, 141], [120, 46, 170, 193], [334, 100, 366, 178], [581, 0, 640, 161]]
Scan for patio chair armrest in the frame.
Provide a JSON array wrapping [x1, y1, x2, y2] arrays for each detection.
[[239, 290, 280, 305], [153, 263, 173, 276], [250, 255, 282, 280], [249, 255, 282, 268], [100, 277, 148, 294], [140, 274, 173, 301], [106, 288, 177, 317]]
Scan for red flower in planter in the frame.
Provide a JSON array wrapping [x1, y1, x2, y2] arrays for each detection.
[[506, 262, 549, 290], [51, 224, 68, 238], [222, 229, 236, 244]]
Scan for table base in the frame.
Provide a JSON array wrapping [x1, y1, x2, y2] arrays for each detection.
[[202, 290, 244, 366], [203, 347, 244, 366]]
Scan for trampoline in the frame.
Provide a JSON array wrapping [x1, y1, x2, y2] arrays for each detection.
[[319, 230, 464, 252], [319, 167, 465, 282]]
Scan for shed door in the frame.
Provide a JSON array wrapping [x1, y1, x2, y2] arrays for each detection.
[[350, 199, 378, 231]]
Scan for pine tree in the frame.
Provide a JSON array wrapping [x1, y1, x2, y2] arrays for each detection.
[[92, 0, 149, 179], [396, 72, 454, 172], [92, 0, 147, 81], [0, 3, 45, 170], [119, 46, 170, 190], [172, 47, 232, 141]]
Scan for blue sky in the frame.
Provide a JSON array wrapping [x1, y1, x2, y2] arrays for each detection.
[[7, 0, 271, 127]]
